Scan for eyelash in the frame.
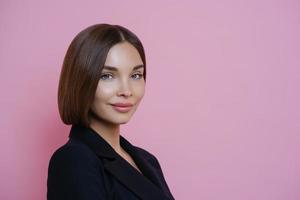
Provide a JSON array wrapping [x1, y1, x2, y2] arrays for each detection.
[[100, 73, 144, 80]]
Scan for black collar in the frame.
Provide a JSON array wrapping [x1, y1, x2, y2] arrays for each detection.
[[68, 124, 172, 200], [69, 124, 123, 159]]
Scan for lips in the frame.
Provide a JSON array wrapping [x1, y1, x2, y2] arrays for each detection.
[[110, 103, 133, 113], [111, 103, 133, 107]]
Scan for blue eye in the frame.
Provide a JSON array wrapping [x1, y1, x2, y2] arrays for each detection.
[[100, 73, 113, 80], [132, 73, 144, 80]]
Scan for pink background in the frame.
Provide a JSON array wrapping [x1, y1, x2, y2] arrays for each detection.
[[1, 0, 300, 199]]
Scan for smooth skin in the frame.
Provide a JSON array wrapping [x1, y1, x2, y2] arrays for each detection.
[[89, 41, 145, 173]]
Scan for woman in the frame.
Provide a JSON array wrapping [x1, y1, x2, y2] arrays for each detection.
[[47, 24, 175, 200]]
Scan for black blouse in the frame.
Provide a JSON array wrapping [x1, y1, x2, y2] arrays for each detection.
[[47, 124, 175, 200]]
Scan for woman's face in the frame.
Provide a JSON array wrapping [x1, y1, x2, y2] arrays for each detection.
[[90, 41, 145, 125]]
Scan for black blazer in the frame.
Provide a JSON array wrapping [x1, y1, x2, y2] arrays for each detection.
[[47, 124, 175, 200]]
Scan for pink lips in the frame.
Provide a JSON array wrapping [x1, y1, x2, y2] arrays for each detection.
[[111, 103, 133, 113]]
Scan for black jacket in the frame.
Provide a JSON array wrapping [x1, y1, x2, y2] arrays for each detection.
[[47, 124, 174, 200]]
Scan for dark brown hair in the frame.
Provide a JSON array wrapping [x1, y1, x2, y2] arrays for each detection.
[[58, 24, 146, 127]]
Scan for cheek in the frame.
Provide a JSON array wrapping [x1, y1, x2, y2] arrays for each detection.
[[134, 82, 145, 99], [96, 83, 116, 100]]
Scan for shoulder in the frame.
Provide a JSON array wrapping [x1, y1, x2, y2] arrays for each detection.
[[133, 145, 175, 199], [134, 146, 155, 158], [134, 146, 162, 170], [47, 139, 107, 199], [48, 138, 102, 179], [51, 139, 94, 160]]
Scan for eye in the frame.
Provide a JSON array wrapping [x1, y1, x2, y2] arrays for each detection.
[[100, 73, 113, 80], [132, 73, 144, 80]]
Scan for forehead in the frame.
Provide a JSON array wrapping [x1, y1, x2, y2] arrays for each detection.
[[104, 41, 143, 70]]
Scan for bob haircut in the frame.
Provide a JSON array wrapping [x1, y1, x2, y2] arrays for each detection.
[[58, 24, 146, 128]]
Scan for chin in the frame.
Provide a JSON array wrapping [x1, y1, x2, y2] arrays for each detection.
[[106, 116, 132, 125], [115, 118, 131, 125], [89, 111, 132, 126]]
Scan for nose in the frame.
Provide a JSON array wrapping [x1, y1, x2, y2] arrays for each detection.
[[117, 79, 132, 97]]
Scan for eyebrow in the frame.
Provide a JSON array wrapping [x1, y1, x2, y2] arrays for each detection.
[[102, 64, 144, 71]]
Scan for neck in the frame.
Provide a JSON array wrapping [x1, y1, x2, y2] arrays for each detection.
[[89, 117, 122, 153]]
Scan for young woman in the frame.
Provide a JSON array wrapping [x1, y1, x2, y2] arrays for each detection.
[[47, 24, 175, 200]]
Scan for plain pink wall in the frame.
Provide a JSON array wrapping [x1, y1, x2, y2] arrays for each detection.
[[1, 0, 300, 199]]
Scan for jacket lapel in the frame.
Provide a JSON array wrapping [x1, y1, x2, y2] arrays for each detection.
[[69, 125, 170, 200], [120, 136, 173, 197]]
